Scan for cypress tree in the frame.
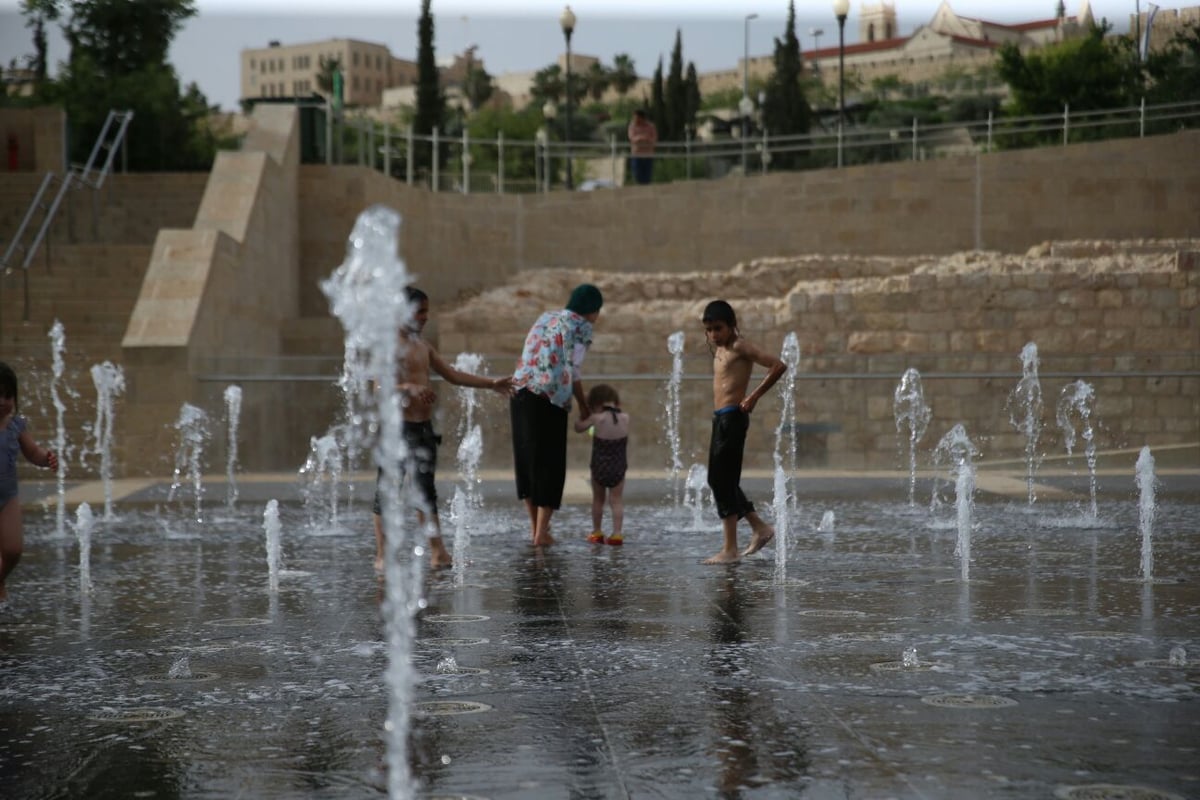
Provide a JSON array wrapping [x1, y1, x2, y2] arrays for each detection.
[[664, 29, 686, 141], [684, 62, 701, 135], [413, 0, 444, 175], [650, 57, 666, 135], [763, 0, 814, 168]]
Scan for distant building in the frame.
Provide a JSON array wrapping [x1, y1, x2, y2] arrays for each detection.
[[700, 0, 1096, 98], [240, 38, 418, 107], [2, 64, 37, 98]]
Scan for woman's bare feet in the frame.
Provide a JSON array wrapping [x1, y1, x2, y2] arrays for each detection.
[[430, 538, 453, 569], [742, 521, 775, 556], [704, 549, 740, 564]]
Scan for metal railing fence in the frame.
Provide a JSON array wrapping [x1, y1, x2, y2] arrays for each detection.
[[311, 97, 1200, 194]]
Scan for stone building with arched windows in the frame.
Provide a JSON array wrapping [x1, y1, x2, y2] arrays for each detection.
[[701, 0, 1097, 98]]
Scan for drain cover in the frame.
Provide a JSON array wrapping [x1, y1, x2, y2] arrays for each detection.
[[799, 609, 867, 618], [1055, 785, 1184, 800], [921, 694, 1017, 709], [419, 637, 489, 647], [416, 700, 493, 716], [87, 707, 186, 723], [1119, 577, 1185, 585], [426, 667, 489, 677], [206, 617, 271, 627], [1134, 659, 1187, 669], [871, 660, 938, 672], [1015, 608, 1075, 617], [830, 632, 906, 642], [136, 671, 220, 683], [0, 621, 49, 630], [423, 614, 490, 623]]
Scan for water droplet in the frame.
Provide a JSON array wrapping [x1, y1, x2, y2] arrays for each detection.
[[902, 647, 919, 668], [1169, 646, 1187, 666], [440, 754, 452, 765]]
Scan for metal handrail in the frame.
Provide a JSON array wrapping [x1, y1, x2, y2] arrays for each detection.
[[22, 168, 79, 270], [327, 96, 1199, 191], [0, 171, 56, 272], [1, 109, 134, 329]]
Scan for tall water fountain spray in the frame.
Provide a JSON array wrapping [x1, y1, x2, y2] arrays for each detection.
[[772, 332, 801, 583], [336, 354, 369, 511], [168, 403, 211, 524], [321, 204, 418, 800], [1005, 342, 1044, 506], [684, 464, 710, 530], [451, 353, 488, 584], [1056, 380, 1099, 519], [87, 362, 124, 521], [1136, 446, 1157, 583], [893, 368, 932, 506], [48, 321, 68, 537], [224, 385, 242, 507], [72, 502, 95, 592], [299, 432, 343, 530], [932, 424, 979, 582], [665, 331, 685, 505], [453, 352, 486, 509], [264, 499, 281, 593]]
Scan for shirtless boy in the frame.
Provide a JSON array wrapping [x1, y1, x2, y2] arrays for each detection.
[[701, 300, 787, 564], [374, 287, 513, 570]]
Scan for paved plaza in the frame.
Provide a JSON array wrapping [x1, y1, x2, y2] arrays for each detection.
[[2, 464, 1197, 799]]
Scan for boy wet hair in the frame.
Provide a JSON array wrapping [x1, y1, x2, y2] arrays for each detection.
[[702, 300, 737, 328]]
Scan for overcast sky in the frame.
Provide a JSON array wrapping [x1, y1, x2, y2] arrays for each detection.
[[0, 1, 1144, 111]]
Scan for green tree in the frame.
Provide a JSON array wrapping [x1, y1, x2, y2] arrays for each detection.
[[463, 63, 494, 110], [1144, 21, 1200, 107], [610, 53, 638, 98], [19, 0, 61, 84], [49, 0, 224, 171], [762, 1, 814, 168], [413, 0, 445, 174], [997, 24, 1140, 117], [584, 61, 609, 102], [465, 104, 544, 190], [530, 64, 564, 105], [65, 0, 194, 77], [650, 57, 665, 135], [664, 29, 686, 141], [316, 55, 342, 98], [684, 62, 701, 131]]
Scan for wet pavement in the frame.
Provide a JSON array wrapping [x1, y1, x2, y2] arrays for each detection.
[[2, 470, 1198, 799]]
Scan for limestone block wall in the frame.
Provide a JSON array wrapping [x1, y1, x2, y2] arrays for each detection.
[[0, 172, 207, 249], [297, 131, 1199, 317], [120, 105, 300, 475], [435, 242, 1199, 473], [0, 107, 65, 174]]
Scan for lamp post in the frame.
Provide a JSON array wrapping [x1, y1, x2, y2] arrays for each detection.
[[560, 5, 576, 190], [809, 27, 823, 74], [833, 0, 849, 168], [742, 12, 758, 175]]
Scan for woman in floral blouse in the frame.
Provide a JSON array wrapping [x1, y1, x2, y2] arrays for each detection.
[[510, 284, 603, 547]]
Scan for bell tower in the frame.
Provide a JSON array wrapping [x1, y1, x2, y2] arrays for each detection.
[[860, 2, 898, 42]]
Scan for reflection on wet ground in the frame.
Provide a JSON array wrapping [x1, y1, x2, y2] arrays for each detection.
[[1, 488, 1198, 799]]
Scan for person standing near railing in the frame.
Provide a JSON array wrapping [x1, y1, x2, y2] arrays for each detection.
[[628, 109, 658, 185]]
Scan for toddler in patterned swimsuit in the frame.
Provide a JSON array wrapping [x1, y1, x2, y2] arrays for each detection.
[[574, 384, 629, 546], [0, 361, 59, 603]]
